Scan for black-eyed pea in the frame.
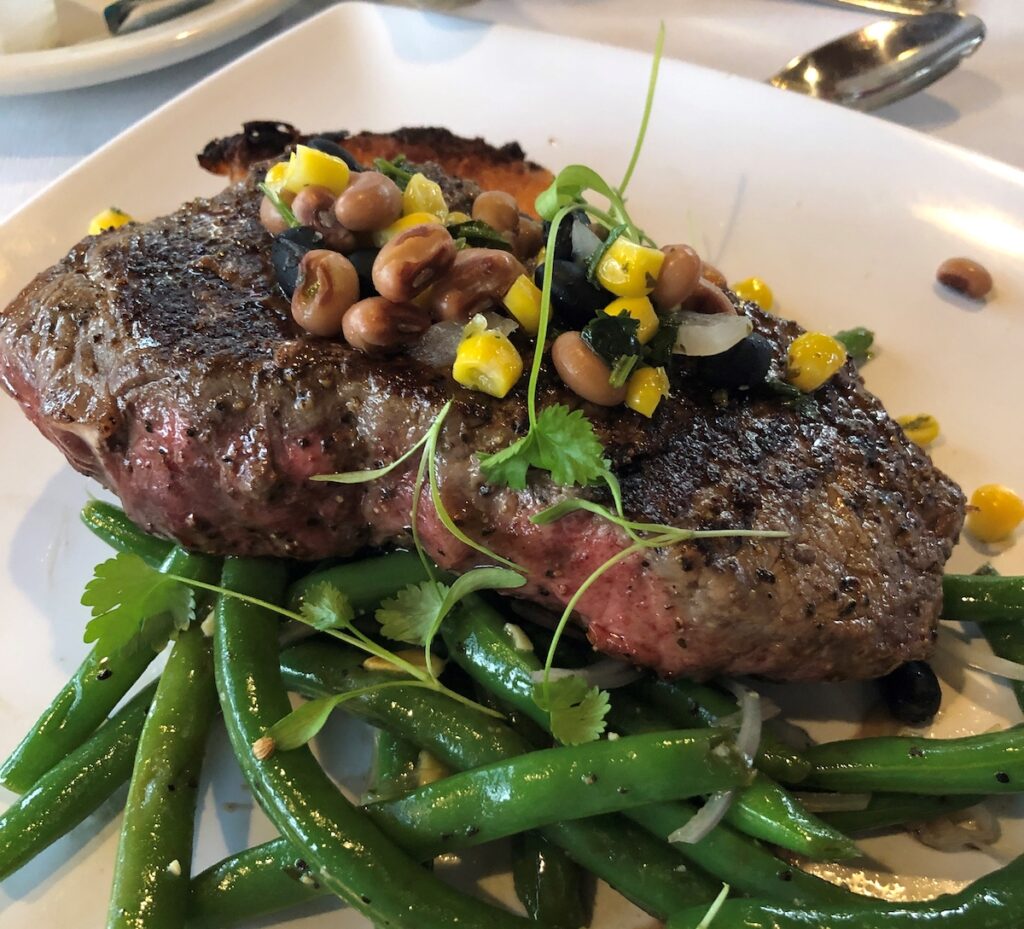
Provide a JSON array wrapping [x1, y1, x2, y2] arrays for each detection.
[[291, 185, 356, 253], [653, 244, 702, 310], [685, 278, 737, 316], [341, 297, 432, 355], [937, 257, 993, 300], [472, 190, 521, 236], [551, 331, 627, 407], [334, 172, 403, 232], [428, 248, 525, 322], [259, 190, 295, 236], [291, 250, 360, 337], [372, 224, 457, 303], [702, 262, 728, 290]]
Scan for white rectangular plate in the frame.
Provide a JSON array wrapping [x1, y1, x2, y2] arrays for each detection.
[[1, 4, 1023, 927]]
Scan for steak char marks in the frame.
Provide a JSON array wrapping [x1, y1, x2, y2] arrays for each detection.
[[0, 126, 964, 681]]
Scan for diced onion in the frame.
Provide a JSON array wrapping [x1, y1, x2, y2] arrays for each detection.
[[792, 792, 872, 813], [910, 804, 1000, 851], [531, 657, 641, 690], [722, 681, 762, 767], [673, 311, 752, 357], [937, 628, 1024, 681], [669, 790, 736, 844], [409, 313, 517, 368], [571, 220, 603, 264]]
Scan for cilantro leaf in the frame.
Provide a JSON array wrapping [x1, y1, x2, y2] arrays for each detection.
[[81, 552, 194, 656], [834, 327, 875, 365], [479, 406, 607, 490], [376, 580, 449, 646], [376, 568, 524, 649], [300, 583, 355, 631], [533, 405, 608, 487], [478, 433, 536, 490], [532, 675, 610, 745]]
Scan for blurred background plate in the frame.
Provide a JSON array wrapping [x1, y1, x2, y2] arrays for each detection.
[[0, 0, 297, 95]]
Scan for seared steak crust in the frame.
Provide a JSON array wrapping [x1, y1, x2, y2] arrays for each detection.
[[0, 130, 964, 681]]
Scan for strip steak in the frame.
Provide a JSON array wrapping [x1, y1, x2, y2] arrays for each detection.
[[0, 126, 965, 681]]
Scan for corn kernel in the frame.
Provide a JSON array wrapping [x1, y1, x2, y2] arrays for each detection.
[[786, 332, 847, 392], [966, 484, 1024, 544], [731, 277, 774, 310], [282, 144, 351, 196], [602, 296, 660, 344], [625, 366, 670, 418], [446, 211, 472, 225], [373, 211, 445, 246], [502, 274, 543, 335], [596, 238, 665, 297], [403, 173, 448, 220], [263, 162, 290, 193], [88, 207, 133, 236], [897, 413, 940, 447], [453, 318, 523, 398]]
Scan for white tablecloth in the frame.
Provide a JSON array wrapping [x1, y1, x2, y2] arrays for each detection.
[[1, 0, 1021, 221]]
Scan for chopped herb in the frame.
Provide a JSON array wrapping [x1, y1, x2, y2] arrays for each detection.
[[585, 223, 627, 282], [264, 681, 437, 752], [445, 220, 513, 252], [619, 21, 666, 197], [299, 582, 355, 631], [608, 354, 640, 388], [376, 567, 524, 675], [81, 552, 195, 657], [257, 182, 299, 229], [644, 313, 679, 367], [532, 675, 610, 746], [479, 404, 608, 491], [834, 327, 875, 364], [376, 580, 449, 647], [582, 311, 642, 368], [373, 155, 415, 190]]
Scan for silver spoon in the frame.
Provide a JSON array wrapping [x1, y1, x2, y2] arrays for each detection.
[[804, 0, 956, 14], [769, 12, 985, 111]]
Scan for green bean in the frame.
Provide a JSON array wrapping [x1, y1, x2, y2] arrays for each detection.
[[214, 556, 537, 929], [979, 620, 1024, 712], [0, 545, 220, 793], [188, 640, 720, 928], [440, 599, 865, 906], [286, 550, 429, 613], [367, 729, 420, 802], [0, 683, 156, 880], [607, 692, 857, 860], [366, 730, 749, 858], [280, 644, 722, 913], [188, 837, 327, 929], [444, 599, 856, 861], [626, 802, 860, 907], [666, 851, 1024, 928], [818, 794, 984, 835], [80, 500, 175, 567], [108, 624, 217, 929], [636, 679, 811, 783], [943, 573, 1024, 623], [539, 816, 719, 917], [804, 729, 1024, 794], [512, 833, 590, 929]]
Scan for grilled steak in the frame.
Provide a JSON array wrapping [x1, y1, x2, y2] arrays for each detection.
[[0, 126, 964, 681]]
